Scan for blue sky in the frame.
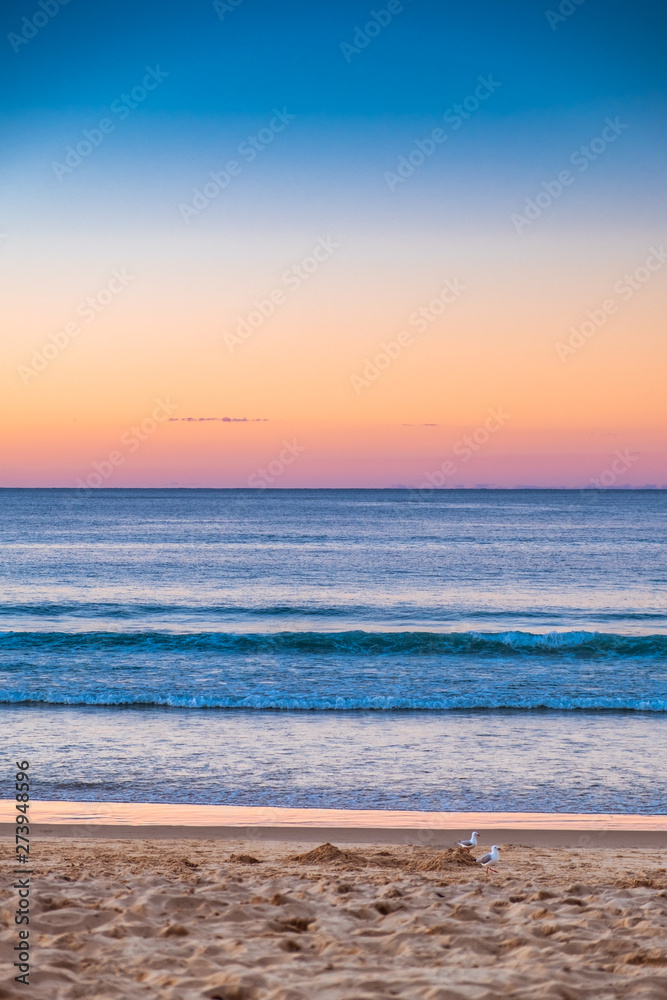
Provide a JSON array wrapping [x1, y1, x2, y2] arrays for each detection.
[[3, 0, 666, 119]]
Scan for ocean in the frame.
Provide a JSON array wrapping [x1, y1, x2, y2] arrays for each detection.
[[1, 488, 666, 813]]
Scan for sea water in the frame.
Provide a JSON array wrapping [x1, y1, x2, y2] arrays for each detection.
[[1, 488, 665, 812]]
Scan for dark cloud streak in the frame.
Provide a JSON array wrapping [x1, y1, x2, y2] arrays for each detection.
[[169, 417, 268, 423]]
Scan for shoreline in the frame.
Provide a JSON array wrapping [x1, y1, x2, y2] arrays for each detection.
[[3, 800, 666, 846]]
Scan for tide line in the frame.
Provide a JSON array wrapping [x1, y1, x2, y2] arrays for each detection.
[[1, 800, 666, 847]]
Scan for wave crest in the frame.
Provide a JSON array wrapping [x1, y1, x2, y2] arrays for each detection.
[[0, 628, 666, 657], [2, 691, 666, 712]]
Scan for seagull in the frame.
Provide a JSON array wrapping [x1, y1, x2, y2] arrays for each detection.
[[456, 831, 479, 851], [476, 844, 500, 874]]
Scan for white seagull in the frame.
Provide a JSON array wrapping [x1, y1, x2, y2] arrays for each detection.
[[476, 844, 500, 874], [456, 831, 479, 851]]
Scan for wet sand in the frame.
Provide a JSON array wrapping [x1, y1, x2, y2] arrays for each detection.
[[2, 834, 667, 999], [1, 800, 666, 847]]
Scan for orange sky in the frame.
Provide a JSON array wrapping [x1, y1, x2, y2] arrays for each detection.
[[2, 121, 666, 488], [2, 224, 665, 488]]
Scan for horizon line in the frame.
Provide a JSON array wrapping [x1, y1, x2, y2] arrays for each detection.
[[0, 486, 666, 493]]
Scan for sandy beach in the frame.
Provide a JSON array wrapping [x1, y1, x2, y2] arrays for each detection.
[[2, 831, 667, 999]]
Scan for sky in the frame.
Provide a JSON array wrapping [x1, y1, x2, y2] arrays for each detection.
[[1, 0, 666, 488]]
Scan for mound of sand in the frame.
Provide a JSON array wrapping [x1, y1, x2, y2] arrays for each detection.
[[285, 842, 476, 872], [403, 846, 478, 872], [286, 842, 355, 864], [615, 868, 667, 889]]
